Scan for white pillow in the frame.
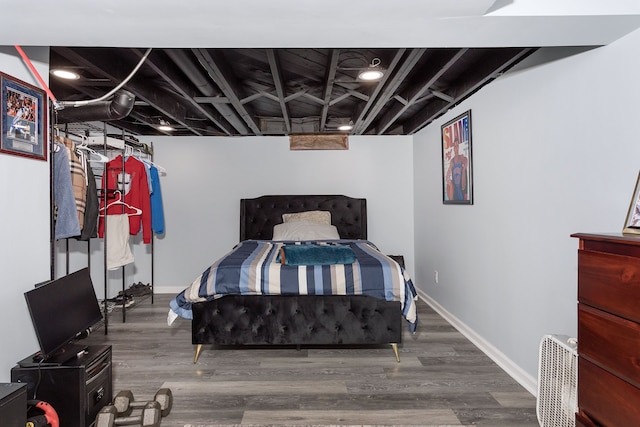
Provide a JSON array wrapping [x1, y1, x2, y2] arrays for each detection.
[[272, 221, 340, 241], [282, 210, 331, 225]]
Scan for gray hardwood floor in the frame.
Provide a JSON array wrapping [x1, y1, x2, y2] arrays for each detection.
[[82, 294, 538, 427]]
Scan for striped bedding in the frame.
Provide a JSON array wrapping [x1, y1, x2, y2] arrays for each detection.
[[169, 239, 418, 332]]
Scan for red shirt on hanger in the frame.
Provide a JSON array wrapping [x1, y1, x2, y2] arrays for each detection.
[[98, 155, 152, 244]]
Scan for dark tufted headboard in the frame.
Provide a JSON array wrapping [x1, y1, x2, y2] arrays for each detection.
[[240, 195, 367, 241]]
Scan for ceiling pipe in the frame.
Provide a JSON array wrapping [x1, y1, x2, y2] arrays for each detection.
[[55, 90, 135, 124]]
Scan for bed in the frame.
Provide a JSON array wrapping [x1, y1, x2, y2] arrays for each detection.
[[169, 195, 418, 363]]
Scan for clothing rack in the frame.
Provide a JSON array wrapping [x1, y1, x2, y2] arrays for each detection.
[[96, 126, 157, 329], [50, 120, 158, 335]]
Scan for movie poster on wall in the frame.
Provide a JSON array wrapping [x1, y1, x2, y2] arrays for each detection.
[[441, 110, 473, 204]]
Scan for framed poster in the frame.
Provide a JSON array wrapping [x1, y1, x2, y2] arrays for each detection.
[[441, 110, 473, 204], [1, 72, 48, 161], [623, 171, 640, 234]]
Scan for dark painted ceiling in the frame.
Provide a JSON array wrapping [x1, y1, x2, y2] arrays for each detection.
[[49, 47, 535, 137]]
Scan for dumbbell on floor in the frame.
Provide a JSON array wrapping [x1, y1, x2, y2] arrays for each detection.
[[95, 401, 160, 427], [113, 388, 173, 417]]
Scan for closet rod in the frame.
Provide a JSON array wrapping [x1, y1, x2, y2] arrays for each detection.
[[54, 126, 86, 141]]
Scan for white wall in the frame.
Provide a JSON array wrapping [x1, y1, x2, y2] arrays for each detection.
[[135, 135, 415, 293], [413, 29, 640, 393], [0, 47, 51, 381]]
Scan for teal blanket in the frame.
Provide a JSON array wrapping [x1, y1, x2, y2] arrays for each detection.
[[278, 244, 356, 265]]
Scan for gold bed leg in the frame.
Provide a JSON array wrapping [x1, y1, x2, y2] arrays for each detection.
[[193, 344, 203, 364], [390, 343, 400, 363]]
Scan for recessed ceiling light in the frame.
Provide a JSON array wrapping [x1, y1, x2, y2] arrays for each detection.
[[50, 69, 80, 80], [358, 69, 384, 81], [357, 57, 385, 81], [158, 120, 174, 131]]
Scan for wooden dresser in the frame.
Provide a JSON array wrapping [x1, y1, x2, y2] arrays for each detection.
[[572, 233, 640, 426]]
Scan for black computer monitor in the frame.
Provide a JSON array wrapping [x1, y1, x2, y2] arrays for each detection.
[[24, 268, 102, 364]]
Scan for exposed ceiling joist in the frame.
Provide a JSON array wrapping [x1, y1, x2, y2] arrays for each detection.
[[266, 49, 291, 133], [351, 49, 406, 134], [320, 49, 340, 131], [356, 48, 426, 134], [192, 48, 262, 135], [49, 46, 538, 137], [137, 49, 231, 136], [376, 49, 467, 135], [404, 48, 534, 134]]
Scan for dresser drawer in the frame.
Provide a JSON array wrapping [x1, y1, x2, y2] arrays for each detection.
[[575, 411, 598, 427], [578, 357, 640, 426], [578, 250, 640, 323], [578, 304, 640, 388]]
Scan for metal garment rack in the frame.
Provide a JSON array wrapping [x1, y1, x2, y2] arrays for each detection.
[[50, 119, 155, 336], [95, 125, 156, 333]]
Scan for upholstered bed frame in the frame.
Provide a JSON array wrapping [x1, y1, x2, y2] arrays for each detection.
[[191, 195, 403, 362], [239, 194, 368, 241]]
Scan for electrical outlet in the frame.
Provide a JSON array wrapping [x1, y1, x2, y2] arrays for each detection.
[[434, 270, 439, 284]]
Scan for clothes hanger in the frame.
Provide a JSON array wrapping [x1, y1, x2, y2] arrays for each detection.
[[126, 147, 144, 163], [99, 191, 142, 216], [124, 145, 134, 158], [135, 148, 167, 175], [151, 162, 167, 175], [72, 135, 110, 163], [76, 144, 110, 163]]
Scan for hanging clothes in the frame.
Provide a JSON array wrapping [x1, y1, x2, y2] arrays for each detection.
[[53, 144, 81, 239], [78, 163, 99, 240], [98, 154, 152, 244], [105, 214, 135, 270], [57, 136, 87, 229], [149, 165, 165, 235]]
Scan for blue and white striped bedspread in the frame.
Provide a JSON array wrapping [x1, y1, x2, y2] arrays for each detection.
[[169, 239, 418, 332]]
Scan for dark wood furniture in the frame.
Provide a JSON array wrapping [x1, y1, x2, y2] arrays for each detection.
[[11, 345, 112, 427], [572, 233, 640, 426], [191, 195, 403, 363]]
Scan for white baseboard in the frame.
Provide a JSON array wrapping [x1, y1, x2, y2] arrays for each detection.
[[154, 286, 189, 295], [415, 288, 538, 397]]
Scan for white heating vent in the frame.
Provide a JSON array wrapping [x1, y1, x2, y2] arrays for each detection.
[[537, 334, 578, 427]]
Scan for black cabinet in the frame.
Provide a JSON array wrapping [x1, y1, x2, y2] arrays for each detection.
[[11, 345, 112, 427], [0, 383, 27, 427]]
